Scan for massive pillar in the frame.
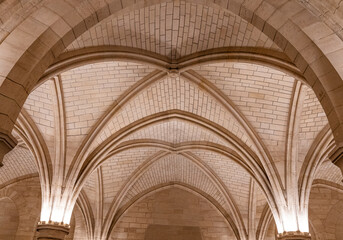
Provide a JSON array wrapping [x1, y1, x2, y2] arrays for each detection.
[[277, 231, 311, 240], [36, 223, 70, 240]]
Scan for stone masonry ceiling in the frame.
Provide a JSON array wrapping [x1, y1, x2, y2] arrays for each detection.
[[66, 2, 280, 59], [2, 1, 343, 239]]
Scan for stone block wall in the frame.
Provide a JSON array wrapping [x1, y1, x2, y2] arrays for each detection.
[[0, 197, 19, 240], [110, 187, 236, 240]]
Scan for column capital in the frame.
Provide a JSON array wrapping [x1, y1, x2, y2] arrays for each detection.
[[277, 231, 311, 240], [36, 222, 70, 240], [0, 132, 17, 167]]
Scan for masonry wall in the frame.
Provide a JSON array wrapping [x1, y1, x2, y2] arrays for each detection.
[[308, 186, 343, 240], [0, 177, 86, 240], [0, 197, 19, 240], [110, 187, 236, 240], [0, 177, 41, 240]]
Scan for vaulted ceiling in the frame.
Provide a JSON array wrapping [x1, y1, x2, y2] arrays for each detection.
[[1, 0, 343, 239], [2, 57, 340, 238]]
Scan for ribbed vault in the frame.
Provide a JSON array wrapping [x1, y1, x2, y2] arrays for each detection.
[[2, 1, 343, 238], [7, 58, 338, 239], [101, 151, 248, 240]]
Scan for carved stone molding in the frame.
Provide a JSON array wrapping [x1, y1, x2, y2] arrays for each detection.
[[36, 222, 70, 240], [277, 231, 311, 240]]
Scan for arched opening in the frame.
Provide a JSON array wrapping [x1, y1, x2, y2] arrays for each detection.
[[111, 186, 236, 240]]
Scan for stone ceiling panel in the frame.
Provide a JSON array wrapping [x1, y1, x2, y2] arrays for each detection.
[[0, 146, 37, 185], [193, 62, 295, 165], [23, 79, 55, 157], [298, 85, 329, 172], [66, 1, 280, 59], [91, 75, 256, 156], [315, 160, 343, 186], [62, 61, 156, 138], [60, 61, 156, 164], [101, 147, 161, 216], [190, 149, 251, 228], [121, 118, 229, 147], [120, 154, 228, 211]]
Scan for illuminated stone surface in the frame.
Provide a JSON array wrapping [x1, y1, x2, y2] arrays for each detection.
[[1, 1, 343, 239]]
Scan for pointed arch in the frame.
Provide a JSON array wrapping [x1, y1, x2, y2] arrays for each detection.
[[107, 183, 241, 240], [75, 190, 94, 240], [100, 150, 249, 240], [299, 124, 335, 214], [256, 204, 274, 240], [40, 46, 304, 85], [12, 110, 52, 217]]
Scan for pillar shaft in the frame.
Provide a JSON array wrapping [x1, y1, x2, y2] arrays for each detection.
[[36, 223, 69, 240]]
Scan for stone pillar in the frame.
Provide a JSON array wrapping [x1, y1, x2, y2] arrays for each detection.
[[277, 231, 311, 240], [36, 223, 70, 240]]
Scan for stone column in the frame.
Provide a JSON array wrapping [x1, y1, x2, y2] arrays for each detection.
[[36, 223, 70, 240], [277, 231, 311, 240]]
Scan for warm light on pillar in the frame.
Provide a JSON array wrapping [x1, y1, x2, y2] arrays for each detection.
[[281, 211, 298, 232], [50, 206, 65, 223], [40, 209, 51, 223], [298, 211, 310, 233], [39, 192, 74, 225], [275, 207, 310, 237]]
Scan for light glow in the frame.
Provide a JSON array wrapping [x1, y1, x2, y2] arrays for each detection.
[[276, 207, 310, 234], [282, 211, 297, 232], [39, 193, 73, 225], [298, 212, 309, 233], [50, 206, 64, 223], [40, 201, 52, 223]]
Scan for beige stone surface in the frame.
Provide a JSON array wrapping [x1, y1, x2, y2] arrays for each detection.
[[66, 2, 280, 58], [110, 187, 236, 240], [1, 0, 343, 239], [309, 186, 343, 240], [0, 197, 19, 240]]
